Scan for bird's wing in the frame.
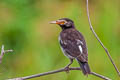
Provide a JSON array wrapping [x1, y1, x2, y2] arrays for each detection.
[[60, 29, 88, 62]]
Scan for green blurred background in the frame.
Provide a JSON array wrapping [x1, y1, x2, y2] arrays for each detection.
[[0, 0, 120, 80]]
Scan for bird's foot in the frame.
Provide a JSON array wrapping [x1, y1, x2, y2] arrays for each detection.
[[64, 66, 70, 73], [64, 59, 73, 73]]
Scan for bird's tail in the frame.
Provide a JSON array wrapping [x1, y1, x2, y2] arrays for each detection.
[[77, 59, 91, 76]]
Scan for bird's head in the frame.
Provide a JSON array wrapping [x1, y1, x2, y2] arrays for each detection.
[[50, 18, 75, 29]]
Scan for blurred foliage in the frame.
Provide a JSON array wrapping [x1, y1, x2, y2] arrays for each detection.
[[0, 0, 120, 80]]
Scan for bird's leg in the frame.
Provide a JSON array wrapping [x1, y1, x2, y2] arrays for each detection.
[[64, 59, 73, 73], [66, 59, 73, 67]]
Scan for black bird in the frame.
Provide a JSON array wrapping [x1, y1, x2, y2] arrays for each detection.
[[50, 18, 91, 75]]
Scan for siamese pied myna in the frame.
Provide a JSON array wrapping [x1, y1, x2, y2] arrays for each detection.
[[50, 18, 91, 75]]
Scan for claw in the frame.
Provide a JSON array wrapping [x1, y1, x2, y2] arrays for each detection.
[[64, 66, 70, 73]]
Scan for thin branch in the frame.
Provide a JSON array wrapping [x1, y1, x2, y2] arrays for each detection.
[[86, 0, 120, 76], [8, 67, 111, 80], [0, 45, 13, 64]]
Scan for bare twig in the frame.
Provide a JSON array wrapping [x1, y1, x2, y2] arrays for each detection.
[[86, 0, 120, 76], [0, 45, 13, 63], [8, 67, 111, 80]]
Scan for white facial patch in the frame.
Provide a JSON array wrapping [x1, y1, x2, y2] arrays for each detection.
[[58, 20, 67, 25], [79, 45, 83, 53]]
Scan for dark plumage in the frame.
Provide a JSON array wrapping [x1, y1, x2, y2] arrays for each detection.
[[50, 18, 91, 75]]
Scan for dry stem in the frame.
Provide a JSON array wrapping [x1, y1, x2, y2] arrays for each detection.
[[86, 0, 120, 76], [0, 45, 13, 64], [8, 67, 111, 80]]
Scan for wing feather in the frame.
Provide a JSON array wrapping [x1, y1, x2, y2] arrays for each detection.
[[60, 29, 88, 62]]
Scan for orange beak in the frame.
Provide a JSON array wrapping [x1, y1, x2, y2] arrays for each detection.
[[50, 20, 65, 25]]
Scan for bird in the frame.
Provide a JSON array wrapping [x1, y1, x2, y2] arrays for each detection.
[[50, 18, 91, 76]]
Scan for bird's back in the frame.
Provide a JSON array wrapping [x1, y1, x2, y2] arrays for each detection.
[[59, 28, 88, 62]]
